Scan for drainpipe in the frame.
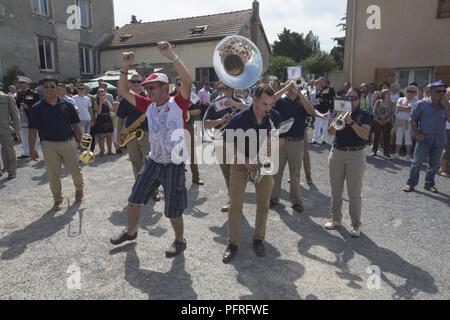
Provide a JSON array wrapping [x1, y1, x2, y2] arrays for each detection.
[[349, 0, 356, 84]]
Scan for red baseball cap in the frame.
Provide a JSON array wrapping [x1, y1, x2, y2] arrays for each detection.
[[141, 73, 169, 86]]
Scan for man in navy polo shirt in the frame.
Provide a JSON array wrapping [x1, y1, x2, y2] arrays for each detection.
[[403, 80, 449, 193], [222, 84, 282, 263], [28, 77, 84, 211], [270, 81, 317, 213]]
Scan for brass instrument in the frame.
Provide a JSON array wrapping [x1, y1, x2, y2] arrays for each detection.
[[119, 113, 147, 148], [79, 134, 95, 165], [331, 112, 350, 131]]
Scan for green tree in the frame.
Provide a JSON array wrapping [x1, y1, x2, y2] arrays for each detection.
[[272, 28, 321, 62], [3, 66, 25, 87], [268, 55, 297, 82], [301, 52, 337, 77], [330, 15, 346, 70]]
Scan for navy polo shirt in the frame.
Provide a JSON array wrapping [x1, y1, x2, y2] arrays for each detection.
[[116, 97, 148, 131], [333, 107, 372, 147], [28, 97, 80, 142], [273, 96, 307, 138], [225, 105, 282, 159]]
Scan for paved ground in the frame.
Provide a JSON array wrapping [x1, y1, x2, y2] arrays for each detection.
[[1, 129, 449, 300]]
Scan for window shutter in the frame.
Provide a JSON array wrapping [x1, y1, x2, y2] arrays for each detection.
[[375, 68, 395, 85], [438, 0, 450, 18], [435, 66, 450, 84]]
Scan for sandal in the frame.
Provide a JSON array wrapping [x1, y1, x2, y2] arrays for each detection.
[[438, 170, 450, 177]]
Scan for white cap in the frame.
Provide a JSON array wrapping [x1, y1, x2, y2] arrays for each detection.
[[17, 76, 32, 84], [141, 73, 169, 86]]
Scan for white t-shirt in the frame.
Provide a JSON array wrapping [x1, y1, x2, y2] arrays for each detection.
[[73, 95, 92, 121], [396, 97, 418, 121], [244, 96, 253, 106]]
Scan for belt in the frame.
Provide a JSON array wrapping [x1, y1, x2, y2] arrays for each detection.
[[333, 145, 364, 152], [285, 136, 304, 142], [159, 162, 178, 167]]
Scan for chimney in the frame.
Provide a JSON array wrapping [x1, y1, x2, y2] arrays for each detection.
[[251, 0, 259, 43]]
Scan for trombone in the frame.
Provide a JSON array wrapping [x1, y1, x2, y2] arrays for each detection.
[[79, 134, 95, 164]]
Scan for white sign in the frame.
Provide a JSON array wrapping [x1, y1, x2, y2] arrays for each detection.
[[334, 97, 353, 113], [287, 66, 303, 80]]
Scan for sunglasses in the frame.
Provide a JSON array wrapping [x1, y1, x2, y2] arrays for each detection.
[[435, 90, 447, 94], [145, 85, 161, 91], [77, 87, 85, 91], [44, 85, 56, 89], [406, 90, 417, 94], [130, 81, 141, 84]]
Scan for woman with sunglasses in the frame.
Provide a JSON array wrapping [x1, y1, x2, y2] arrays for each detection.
[[325, 88, 372, 238], [93, 88, 114, 156]]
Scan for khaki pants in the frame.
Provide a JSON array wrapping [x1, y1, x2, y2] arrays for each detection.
[[271, 139, 304, 205], [328, 148, 366, 228], [0, 134, 17, 174], [186, 117, 200, 180], [127, 131, 150, 178], [41, 139, 84, 202], [228, 164, 273, 245], [303, 131, 312, 179]]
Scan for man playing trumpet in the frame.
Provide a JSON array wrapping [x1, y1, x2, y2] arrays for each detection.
[[110, 41, 191, 258]]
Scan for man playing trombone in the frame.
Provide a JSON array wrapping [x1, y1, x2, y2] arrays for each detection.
[[325, 87, 371, 238], [270, 80, 317, 213]]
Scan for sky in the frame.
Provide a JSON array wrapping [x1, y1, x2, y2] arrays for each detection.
[[113, 0, 347, 52]]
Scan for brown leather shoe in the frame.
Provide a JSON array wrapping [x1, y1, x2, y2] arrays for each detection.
[[52, 200, 64, 211], [292, 203, 304, 213], [75, 189, 84, 202]]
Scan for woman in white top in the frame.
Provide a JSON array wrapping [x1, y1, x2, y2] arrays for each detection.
[[438, 88, 450, 177], [394, 85, 419, 160]]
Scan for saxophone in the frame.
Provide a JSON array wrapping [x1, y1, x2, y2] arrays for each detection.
[[119, 113, 147, 148]]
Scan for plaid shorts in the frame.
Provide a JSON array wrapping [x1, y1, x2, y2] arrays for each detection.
[[128, 156, 187, 218]]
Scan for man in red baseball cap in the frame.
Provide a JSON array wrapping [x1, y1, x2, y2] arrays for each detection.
[[111, 41, 192, 258]]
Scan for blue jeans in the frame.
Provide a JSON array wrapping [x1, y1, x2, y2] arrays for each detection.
[[407, 140, 444, 188]]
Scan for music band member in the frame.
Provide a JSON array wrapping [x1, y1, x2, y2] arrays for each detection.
[[28, 77, 84, 211], [222, 84, 282, 263], [270, 81, 317, 213], [117, 74, 160, 202], [325, 88, 371, 237], [111, 41, 192, 258], [203, 82, 249, 212]]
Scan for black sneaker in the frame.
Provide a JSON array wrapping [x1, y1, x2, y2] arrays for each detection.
[[292, 203, 304, 214], [222, 244, 238, 263], [17, 155, 29, 159], [269, 199, 278, 208], [7, 173, 16, 180], [165, 239, 187, 258], [384, 153, 392, 159], [253, 240, 266, 257], [110, 230, 137, 245]]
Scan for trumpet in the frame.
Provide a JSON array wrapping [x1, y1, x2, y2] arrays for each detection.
[[331, 112, 351, 131], [119, 113, 147, 148], [79, 134, 95, 164]]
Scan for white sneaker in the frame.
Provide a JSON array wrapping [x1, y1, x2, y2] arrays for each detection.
[[350, 227, 361, 237], [324, 221, 341, 230]]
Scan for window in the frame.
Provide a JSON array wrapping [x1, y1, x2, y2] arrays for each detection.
[[80, 46, 93, 74], [437, 0, 450, 18], [32, 0, 49, 17], [195, 67, 218, 83], [77, 0, 91, 28], [395, 69, 432, 89], [38, 38, 55, 71], [190, 25, 208, 36]]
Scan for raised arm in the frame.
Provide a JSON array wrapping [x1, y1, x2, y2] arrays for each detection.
[[274, 81, 294, 102], [157, 41, 192, 100], [118, 52, 138, 106]]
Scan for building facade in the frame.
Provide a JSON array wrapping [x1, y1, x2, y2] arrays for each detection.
[[343, 0, 450, 88], [99, 0, 271, 84], [0, 0, 115, 83]]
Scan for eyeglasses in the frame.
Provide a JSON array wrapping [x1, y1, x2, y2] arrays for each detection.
[[145, 85, 161, 91], [77, 87, 85, 91], [44, 85, 56, 89], [346, 95, 359, 101]]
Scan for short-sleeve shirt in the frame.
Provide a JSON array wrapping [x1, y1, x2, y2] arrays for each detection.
[[134, 92, 190, 164], [117, 96, 149, 131], [396, 96, 418, 121], [273, 96, 307, 138], [28, 97, 80, 142], [411, 99, 447, 147], [333, 107, 372, 147], [225, 105, 282, 160], [315, 86, 336, 113], [73, 95, 92, 121]]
